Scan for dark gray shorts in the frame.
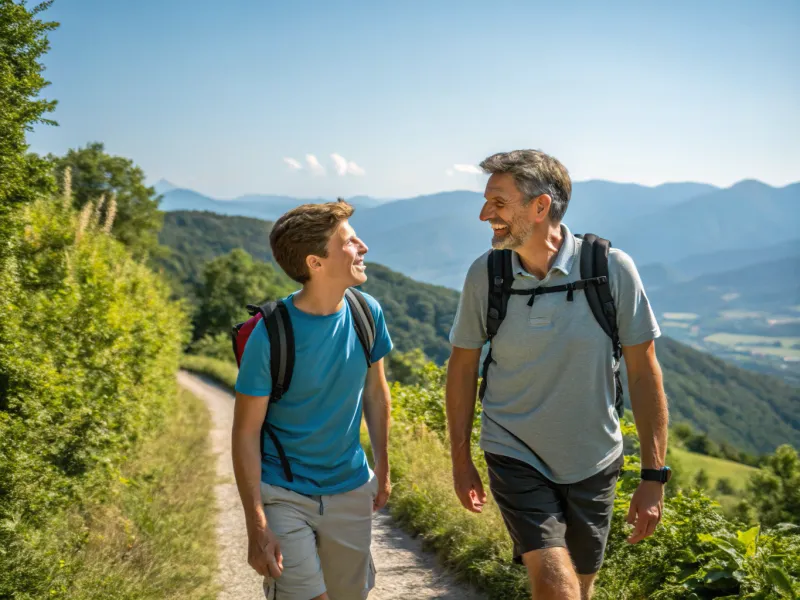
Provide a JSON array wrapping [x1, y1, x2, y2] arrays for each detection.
[[485, 450, 624, 575]]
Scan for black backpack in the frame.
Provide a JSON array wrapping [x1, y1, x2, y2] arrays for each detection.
[[479, 233, 624, 419], [231, 287, 376, 482]]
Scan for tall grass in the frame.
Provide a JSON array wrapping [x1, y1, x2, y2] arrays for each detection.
[[44, 388, 219, 599]]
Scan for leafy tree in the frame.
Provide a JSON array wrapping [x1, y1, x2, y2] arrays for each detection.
[[716, 477, 735, 496], [193, 248, 296, 341], [693, 468, 710, 490], [746, 444, 800, 527], [49, 142, 165, 260], [0, 0, 58, 238]]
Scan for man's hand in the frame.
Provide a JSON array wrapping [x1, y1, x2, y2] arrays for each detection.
[[453, 460, 488, 513], [247, 525, 284, 578], [373, 463, 391, 512], [626, 481, 663, 544]]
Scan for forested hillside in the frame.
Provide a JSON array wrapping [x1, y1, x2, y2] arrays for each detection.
[[157, 210, 276, 295], [159, 209, 461, 363], [159, 210, 800, 455]]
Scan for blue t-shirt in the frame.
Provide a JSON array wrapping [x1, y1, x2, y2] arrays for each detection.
[[235, 290, 393, 495]]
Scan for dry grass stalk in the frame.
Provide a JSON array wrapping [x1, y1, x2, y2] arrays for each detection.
[[94, 194, 106, 226], [62, 166, 73, 210], [76, 201, 93, 243], [104, 193, 117, 234]]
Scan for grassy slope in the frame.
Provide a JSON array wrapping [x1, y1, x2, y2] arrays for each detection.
[[49, 388, 218, 600]]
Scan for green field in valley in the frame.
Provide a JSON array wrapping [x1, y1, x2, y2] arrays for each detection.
[[672, 447, 759, 513], [704, 332, 800, 360]]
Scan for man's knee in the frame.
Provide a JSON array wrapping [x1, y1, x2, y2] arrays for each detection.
[[522, 547, 581, 600]]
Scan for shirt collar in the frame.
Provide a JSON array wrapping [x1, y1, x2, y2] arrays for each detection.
[[511, 223, 577, 279]]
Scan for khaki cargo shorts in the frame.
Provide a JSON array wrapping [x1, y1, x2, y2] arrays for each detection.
[[260, 473, 378, 600]]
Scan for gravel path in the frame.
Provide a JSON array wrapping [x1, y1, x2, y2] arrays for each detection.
[[177, 371, 486, 600]]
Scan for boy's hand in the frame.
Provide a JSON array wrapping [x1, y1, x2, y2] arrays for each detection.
[[373, 463, 391, 511], [248, 525, 284, 578]]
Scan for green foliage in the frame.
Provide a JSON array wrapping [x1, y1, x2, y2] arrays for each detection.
[[156, 210, 277, 296], [385, 347, 429, 385], [358, 262, 460, 364], [179, 354, 238, 391], [694, 468, 711, 490], [192, 248, 296, 341], [37, 388, 218, 600], [378, 356, 800, 599], [746, 445, 800, 527], [716, 477, 735, 496], [599, 458, 800, 599], [0, 192, 189, 596], [189, 331, 236, 363], [0, 0, 58, 216], [48, 142, 166, 261]]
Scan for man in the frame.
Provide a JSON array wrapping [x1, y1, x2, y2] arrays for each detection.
[[232, 200, 393, 600], [445, 150, 670, 600]]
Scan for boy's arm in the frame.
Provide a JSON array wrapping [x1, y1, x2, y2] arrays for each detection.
[[363, 358, 391, 511], [231, 391, 283, 577]]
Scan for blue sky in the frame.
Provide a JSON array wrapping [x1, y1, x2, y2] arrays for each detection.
[[27, 0, 800, 199]]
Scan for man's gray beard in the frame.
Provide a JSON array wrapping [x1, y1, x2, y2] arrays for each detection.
[[492, 219, 534, 250]]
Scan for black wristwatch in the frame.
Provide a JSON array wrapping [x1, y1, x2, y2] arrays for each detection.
[[641, 466, 672, 484]]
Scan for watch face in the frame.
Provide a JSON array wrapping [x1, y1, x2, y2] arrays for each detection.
[[663, 467, 672, 482]]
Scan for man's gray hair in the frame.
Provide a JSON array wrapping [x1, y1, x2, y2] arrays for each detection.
[[479, 149, 572, 222]]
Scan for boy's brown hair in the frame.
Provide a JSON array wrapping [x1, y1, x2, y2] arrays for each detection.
[[269, 198, 354, 283]]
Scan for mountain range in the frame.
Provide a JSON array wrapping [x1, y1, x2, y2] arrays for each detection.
[[154, 178, 800, 292], [155, 209, 800, 456]]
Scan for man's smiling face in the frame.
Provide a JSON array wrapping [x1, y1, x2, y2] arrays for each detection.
[[479, 172, 537, 250]]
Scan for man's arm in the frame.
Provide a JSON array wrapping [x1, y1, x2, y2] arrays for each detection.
[[622, 339, 669, 544], [231, 391, 283, 577], [445, 346, 487, 513], [363, 358, 391, 511]]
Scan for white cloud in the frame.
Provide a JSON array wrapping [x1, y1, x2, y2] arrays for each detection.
[[446, 169, 455, 177], [305, 154, 326, 176], [331, 153, 365, 176], [452, 164, 482, 175], [283, 157, 302, 170]]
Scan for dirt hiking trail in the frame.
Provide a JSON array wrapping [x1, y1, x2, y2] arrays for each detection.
[[178, 371, 487, 600]]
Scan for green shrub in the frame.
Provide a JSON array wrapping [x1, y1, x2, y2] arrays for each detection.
[[379, 359, 800, 599], [180, 354, 238, 391], [0, 193, 189, 597]]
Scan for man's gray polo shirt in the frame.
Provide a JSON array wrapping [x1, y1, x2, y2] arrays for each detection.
[[449, 224, 661, 484]]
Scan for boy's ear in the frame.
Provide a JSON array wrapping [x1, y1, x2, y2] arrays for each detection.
[[305, 253, 323, 275]]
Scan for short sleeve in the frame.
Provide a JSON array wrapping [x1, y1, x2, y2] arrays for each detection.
[[362, 292, 393, 363], [448, 253, 490, 349], [608, 249, 662, 347], [234, 319, 273, 396]]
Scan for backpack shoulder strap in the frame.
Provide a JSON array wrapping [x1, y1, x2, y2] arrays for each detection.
[[254, 298, 295, 482], [486, 249, 513, 338], [480, 249, 513, 400], [579, 233, 624, 418], [579, 234, 618, 347], [257, 299, 294, 402], [345, 287, 376, 367]]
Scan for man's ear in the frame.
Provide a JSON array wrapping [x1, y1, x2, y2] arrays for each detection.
[[531, 194, 551, 223]]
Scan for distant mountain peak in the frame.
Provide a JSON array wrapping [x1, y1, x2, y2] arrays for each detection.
[[153, 179, 178, 195], [728, 179, 770, 191]]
